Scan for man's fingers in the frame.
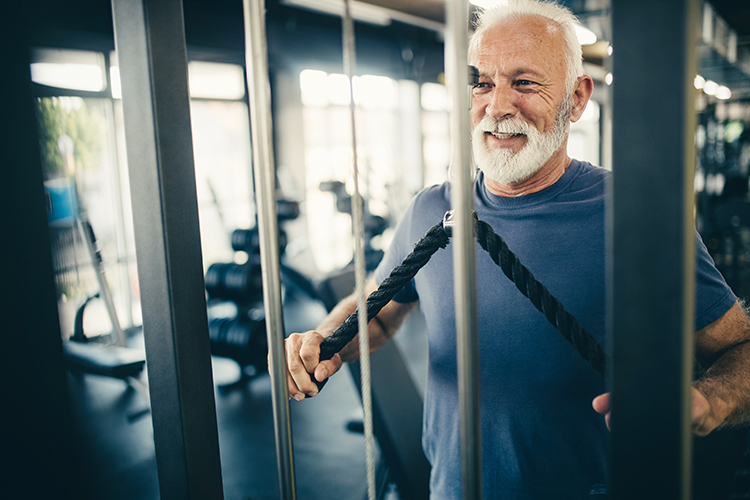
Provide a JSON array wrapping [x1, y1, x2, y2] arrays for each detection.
[[299, 332, 325, 373], [286, 332, 322, 400], [590, 390, 726, 436], [691, 388, 719, 437], [287, 370, 305, 402], [592, 392, 611, 415], [314, 355, 342, 383], [592, 393, 612, 431]]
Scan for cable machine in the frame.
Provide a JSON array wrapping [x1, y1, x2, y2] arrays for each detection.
[[106, 0, 703, 499]]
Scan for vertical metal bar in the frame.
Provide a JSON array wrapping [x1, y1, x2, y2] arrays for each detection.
[[445, 1, 482, 499], [2, 4, 81, 498], [111, 0, 224, 498], [609, 0, 698, 498], [242, 1, 297, 499]]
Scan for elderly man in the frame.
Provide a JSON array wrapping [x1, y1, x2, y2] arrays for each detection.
[[285, 0, 750, 497]]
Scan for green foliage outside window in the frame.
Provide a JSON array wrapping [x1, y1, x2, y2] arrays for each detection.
[[35, 97, 105, 178]]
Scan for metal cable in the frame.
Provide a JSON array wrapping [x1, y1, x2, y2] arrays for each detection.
[[341, 2, 376, 498]]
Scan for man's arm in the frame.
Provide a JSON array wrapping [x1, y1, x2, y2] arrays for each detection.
[[594, 300, 750, 436], [285, 278, 417, 401], [692, 300, 750, 436]]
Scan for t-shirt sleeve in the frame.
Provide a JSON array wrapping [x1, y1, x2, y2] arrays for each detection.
[[373, 198, 420, 304], [695, 231, 737, 330]]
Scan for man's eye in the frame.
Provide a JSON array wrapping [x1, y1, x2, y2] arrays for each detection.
[[516, 79, 536, 87], [472, 82, 491, 92]]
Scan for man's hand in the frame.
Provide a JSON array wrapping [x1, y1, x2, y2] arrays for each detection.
[[591, 393, 612, 431], [284, 331, 343, 401], [592, 388, 726, 437], [690, 388, 727, 437]]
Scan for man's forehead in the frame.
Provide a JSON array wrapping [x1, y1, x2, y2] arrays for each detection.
[[474, 15, 564, 52], [470, 16, 566, 72]]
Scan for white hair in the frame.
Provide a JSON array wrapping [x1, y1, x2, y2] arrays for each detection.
[[468, 0, 584, 92]]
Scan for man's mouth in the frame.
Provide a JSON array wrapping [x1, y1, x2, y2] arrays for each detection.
[[487, 131, 524, 140]]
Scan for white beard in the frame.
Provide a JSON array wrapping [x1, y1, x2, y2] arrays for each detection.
[[472, 97, 573, 185]]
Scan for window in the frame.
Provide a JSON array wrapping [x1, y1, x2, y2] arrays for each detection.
[[31, 48, 107, 92], [33, 49, 254, 338], [299, 69, 425, 273]]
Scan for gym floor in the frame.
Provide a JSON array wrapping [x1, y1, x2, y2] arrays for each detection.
[[65, 290, 428, 500], [62, 286, 747, 500]]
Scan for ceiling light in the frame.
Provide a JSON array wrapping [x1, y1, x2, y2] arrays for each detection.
[[703, 80, 718, 96], [30, 48, 106, 92], [282, 0, 391, 26], [694, 75, 705, 90], [188, 61, 246, 100], [716, 86, 732, 100], [574, 25, 597, 45], [605, 73, 613, 86]]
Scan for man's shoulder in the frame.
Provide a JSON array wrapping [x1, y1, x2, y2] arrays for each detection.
[[563, 159, 609, 198], [572, 159, 609, 182], [415, 180, 451, 199], [410, 181, 452, 211]]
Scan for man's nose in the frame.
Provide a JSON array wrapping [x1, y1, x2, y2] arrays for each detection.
[[486, 85, 516, 120]]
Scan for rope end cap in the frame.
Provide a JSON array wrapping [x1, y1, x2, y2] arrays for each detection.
[[442, 209, 478, 238], [442, 210, 455, 238]]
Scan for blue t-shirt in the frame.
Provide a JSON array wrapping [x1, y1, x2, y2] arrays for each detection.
[[373, 160, 736, 499]]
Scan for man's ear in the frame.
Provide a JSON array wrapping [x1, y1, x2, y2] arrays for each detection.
[[570, 75, 594, 123]]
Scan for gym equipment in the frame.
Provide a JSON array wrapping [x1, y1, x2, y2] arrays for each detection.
[[205, 199, 307, 386], [320, 179, 388, 272], [63, 336, 145, 381], [63, 288, 148, 421], [62, 217, 146, 390], [319, 267, 431, 500], [316, 210, 607, 389], [65, 292, 145, 379], [45, 169, 147, 422], [208, 313, 268, 376], [205, 259, 264, 304]]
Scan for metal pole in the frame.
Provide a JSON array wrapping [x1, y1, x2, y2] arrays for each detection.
[[609, 0, 698, 498], [3, 3, 81, 497], [111, 0, 224, 498], [242, 1, 297, 498], [445, 1, 482, 499]]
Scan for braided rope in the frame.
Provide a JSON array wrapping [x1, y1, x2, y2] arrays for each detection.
[[317, 213, 608, 379], [318, 223, 450, 362], [473, 218, 607, 377]]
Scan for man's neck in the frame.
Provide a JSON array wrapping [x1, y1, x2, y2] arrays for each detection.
[[483, 149, 572, 198]]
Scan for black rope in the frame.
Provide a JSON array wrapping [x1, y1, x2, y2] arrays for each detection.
[[318, 222, 449, 361], [317, 212, 607, 380], [473, 218, 607, 377]]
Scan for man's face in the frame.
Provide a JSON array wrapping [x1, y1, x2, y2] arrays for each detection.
[[470, 16, 572, 184]]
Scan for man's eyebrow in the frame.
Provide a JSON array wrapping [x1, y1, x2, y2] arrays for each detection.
[[475, 67, 546, 80], [510, 67, 545, 78]]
